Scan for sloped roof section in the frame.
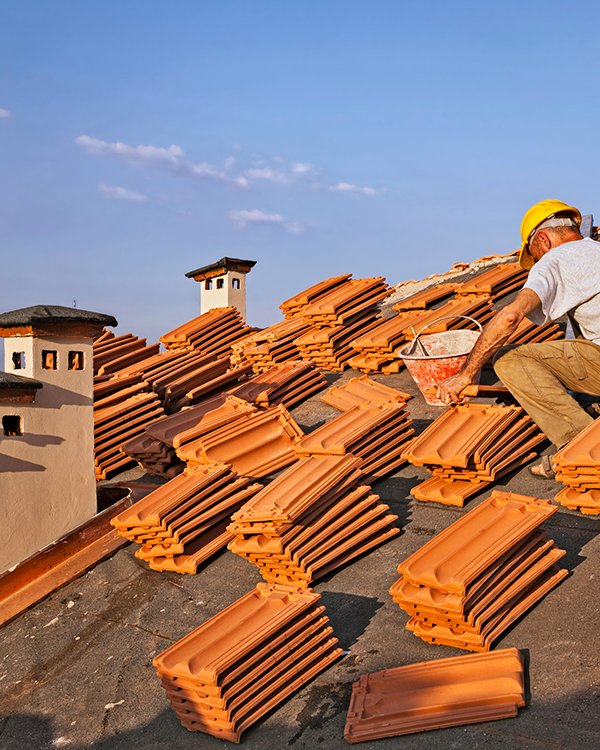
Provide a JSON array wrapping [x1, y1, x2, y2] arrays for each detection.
[[0, 305, 117, 328]]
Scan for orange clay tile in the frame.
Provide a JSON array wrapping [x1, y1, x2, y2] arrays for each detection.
[[176, 644, 342, 742], [397, 491, 558, 594], [402, 404, 521, 469], [111, 466, 230, 529], [344, 648, 524, 743], [229, 454, 363, 529], [554, 486, 600, 514], [411, 476, 484, 507], [554, 418, 600, 469], [321, 376, 412, 411], [145, 395, 257, 449], [160, 307, 240, 347], [406, 566, 568, 652], [294, 403, 406, 456], [392, 283, 459, 312], [454, 263, 527, 296], [175, 405, 304, 478], [280, 274, 352, 315], [152, 583, 321, 684]]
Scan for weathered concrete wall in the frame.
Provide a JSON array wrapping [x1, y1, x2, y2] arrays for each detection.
[[0, 334, 96, 573], [200, 272, 247, 321]]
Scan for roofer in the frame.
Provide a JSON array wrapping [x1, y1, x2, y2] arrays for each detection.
[[437, 199, 600, 478]]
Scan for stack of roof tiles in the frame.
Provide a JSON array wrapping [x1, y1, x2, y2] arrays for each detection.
[[552, 419, 600, 514], [230, 317, 313, 373], [403, 403, 546, 507], [321, 375, 412, 411], [279, 274, 353, 318], [160, 307, 255, 356], [228, 454, 399, 587], [94, 387, 166, 480], [93, 331, 160, 377], [389, 491, 568, 652], [294, 401, 414, 481], [293, 310, 381, 371], [298, 277, 390, 328], [110, 465, 262, 573], [349, 296, 495, 374], [175, 403, 304, 479], [344, 648, 526, 742], [153, 583, 343, 742], [454, 262, 528, 300], [228, 360, 327, 410], [391, 282, 458, 311]]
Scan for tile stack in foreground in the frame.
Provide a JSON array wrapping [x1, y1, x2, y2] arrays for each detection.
[[228, 454, 399, 587], [390, 491, 567, 652], [110, 465, 262, 573], [404, 403, 546, 507], [553, 419, 600, 514], [153, 583, 343, 743], [344, 648, 525, 742], [294, 401, 414, 481]]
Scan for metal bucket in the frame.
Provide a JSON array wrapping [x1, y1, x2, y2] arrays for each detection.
[[398, 316, 482, 406]]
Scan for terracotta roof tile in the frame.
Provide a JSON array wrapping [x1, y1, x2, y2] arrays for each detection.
[[321, 375, 412, 411], [344, 648, 525, 742]]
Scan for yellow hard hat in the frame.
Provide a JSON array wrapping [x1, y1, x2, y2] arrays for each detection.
[[519, 199, 581, 270]]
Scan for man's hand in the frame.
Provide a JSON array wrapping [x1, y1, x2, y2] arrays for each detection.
[[436, 371, 473, 405]]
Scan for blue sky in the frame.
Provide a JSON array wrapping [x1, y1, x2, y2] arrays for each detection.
[[2, 0, 600, 344]]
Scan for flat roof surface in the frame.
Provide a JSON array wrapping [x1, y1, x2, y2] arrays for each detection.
[[2, 269, 600, 749]]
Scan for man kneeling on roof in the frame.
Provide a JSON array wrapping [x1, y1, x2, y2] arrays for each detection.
[[437, 199, 600, 479]]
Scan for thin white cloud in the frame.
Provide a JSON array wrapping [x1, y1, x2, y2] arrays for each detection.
[[76, 135, 248, 188], [233, 144, 241, 150], [292, 162, 313, 174], [228, 209, 305, 233], [245, 166, 289, 184], [224, 156, 236, 170], [328, 182, 385, 195], [0, 108, 11, 118], [98, 184, 149, 202]]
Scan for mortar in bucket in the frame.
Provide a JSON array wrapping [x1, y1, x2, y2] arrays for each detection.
[[398, 316, 483, 406]]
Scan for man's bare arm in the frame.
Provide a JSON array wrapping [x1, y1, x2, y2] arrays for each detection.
[[436, 288, 542, 404]]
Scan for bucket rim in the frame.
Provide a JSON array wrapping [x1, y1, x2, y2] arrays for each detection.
[[398, 329, 480, 361]]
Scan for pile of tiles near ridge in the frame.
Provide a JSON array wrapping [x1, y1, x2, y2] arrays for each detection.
[[453, 262, 529, 299], [111, 465, 262, 573], [160, 306, 255, 355], [344, 648, 526, 742], [122, 394, 305, 480], [348, 296, 495, 374], [230, 275, 390, 373], [403, 403, 547, 507], [552, 418, 600, 514], [294, 399, 414, 482], [153, 583, 343, 743], [228, 454, 399, 587], [389, 491, 567, 652]]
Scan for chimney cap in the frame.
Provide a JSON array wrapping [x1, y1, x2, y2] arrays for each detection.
[[185, 257, 256, 281]]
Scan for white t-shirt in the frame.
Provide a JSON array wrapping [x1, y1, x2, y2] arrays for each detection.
[[523, 237, 600, 344]]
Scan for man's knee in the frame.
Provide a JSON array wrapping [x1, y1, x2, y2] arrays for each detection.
[[493, 345, 522, 379]]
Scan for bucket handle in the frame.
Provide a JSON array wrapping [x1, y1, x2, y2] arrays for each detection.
[[407, 315, 483, 354]]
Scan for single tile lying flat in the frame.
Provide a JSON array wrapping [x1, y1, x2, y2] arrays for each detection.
[[321, 375, 412, 411], [153, 583, 343, 743], [344, 648, 525, 743]]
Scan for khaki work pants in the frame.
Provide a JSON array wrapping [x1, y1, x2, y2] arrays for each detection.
[[493, 339, 600, 450]]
